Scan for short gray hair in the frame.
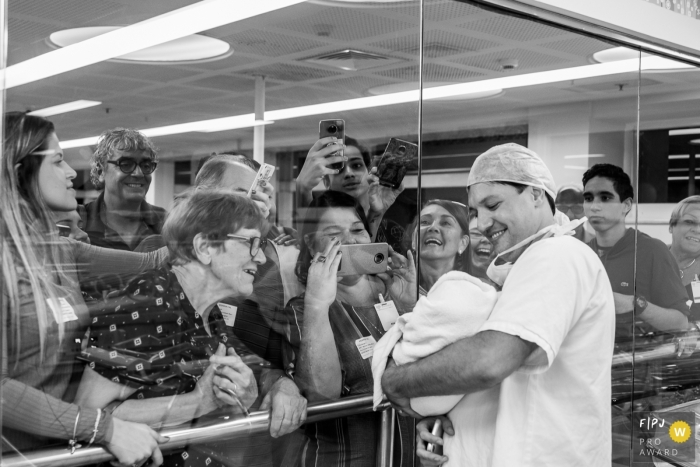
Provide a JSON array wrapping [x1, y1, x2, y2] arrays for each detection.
[[90, 128, 158, 190], [194, 154, 259, 190], [670, 195, 700, 228]]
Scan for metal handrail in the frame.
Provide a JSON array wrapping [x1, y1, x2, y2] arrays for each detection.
[[1, 395, 391, 467]]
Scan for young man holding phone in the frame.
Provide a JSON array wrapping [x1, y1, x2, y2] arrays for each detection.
[[296, 135, 404, 244]]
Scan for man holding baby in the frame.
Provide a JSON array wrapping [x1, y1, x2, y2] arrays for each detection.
[[381, 143, 615, 467]]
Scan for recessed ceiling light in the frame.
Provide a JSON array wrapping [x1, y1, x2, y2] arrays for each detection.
[[367, 81, 503, 101], [49, 27, 232, 64], [28, 99, 101, 117], [5, 0, 306, 89], [591, 46, 695, 72]]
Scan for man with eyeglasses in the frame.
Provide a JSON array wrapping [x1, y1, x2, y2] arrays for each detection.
[[79, 128, 165, 251], [583, 163, 689, 340]]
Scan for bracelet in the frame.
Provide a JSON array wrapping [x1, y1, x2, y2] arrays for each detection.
[[69, 407, 82, 454], [88, 408, 102, 446]]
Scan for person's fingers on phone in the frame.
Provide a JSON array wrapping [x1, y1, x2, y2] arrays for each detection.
[[273, 233, 286, 244], [310, 137, 337, 152], [316, 142, 344, 159], [325, 239, 342, 270]]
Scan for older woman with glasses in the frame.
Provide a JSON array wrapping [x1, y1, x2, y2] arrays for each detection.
[[76, 190, 263, 467], [669, 195, 700, 320]]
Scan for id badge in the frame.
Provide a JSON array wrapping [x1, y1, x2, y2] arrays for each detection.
[[374, 300, 399, 331], [355, 336, 377, 359], [692, 281, 700, 304], [217, 303, 238, 327], [47, 297, 78, 322]]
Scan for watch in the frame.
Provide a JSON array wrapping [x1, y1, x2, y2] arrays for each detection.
[[635, 295, 648, 312]]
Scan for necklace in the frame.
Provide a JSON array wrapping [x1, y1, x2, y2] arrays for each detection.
[[680, 257, 697, 279]]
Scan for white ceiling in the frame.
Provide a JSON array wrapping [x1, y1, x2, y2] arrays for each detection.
[[6, 0, 700, 169]]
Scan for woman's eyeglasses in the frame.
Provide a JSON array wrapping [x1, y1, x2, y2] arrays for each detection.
[[107, 158, 158, 175], [227, 234, 267, 256]]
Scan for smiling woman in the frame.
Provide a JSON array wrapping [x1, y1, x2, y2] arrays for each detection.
[[669, 196, 700, 319]]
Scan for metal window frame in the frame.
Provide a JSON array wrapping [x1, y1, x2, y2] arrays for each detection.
[[461, 0, 700, 66]]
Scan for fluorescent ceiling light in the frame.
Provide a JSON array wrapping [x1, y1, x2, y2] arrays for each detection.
[[60, 117, 272, 149], [691, 139, 700, 145], [563, 154, 605, 159], [27, 100, 101, 117], [367, 82, 504, 101], [200, 120, 274, 133], [49, 27, 231, 64], [670, 129, 700, 136], [59, 58, 660, 149], [592, 46, 695, 72], [4, 0, 306, 89]]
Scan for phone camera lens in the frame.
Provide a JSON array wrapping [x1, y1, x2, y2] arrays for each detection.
[[397, 146, 407, 156], [328, 125, 338, 134], [374, 253, 385, 264]]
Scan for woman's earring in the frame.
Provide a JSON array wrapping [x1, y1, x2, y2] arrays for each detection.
[[458, 249, 464, 255]]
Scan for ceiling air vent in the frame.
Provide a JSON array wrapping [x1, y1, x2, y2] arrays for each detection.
[[303, 49, 402, 71]]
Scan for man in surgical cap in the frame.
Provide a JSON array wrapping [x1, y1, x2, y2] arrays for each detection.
[[382, 143, 615, 467]]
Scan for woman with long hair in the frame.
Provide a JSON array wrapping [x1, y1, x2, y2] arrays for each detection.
[[1, 112, 170, 465]]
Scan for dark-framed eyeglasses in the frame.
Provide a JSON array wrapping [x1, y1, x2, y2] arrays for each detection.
[[107, 158, 158, 175], [227, 234, 267, 256]]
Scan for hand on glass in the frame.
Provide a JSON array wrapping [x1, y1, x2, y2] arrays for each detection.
[[416, 416, 453, 467], [367, 167, 404, 217], [210, 346, 258, 412], [377, 248, 417, 313], [305, 238, 342, 310], [107, 417, 169, 467], [259, 377, 308, 438], [296, 138, 346, 193]]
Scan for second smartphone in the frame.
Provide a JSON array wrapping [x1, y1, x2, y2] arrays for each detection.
[[319, 119, 345, 172]]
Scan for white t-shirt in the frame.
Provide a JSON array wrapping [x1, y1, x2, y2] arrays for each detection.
[[479, 235, 614, 467]]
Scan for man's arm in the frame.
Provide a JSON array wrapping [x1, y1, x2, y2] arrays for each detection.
[[613, 293, 689, 331], [381, 330, 536, 401]]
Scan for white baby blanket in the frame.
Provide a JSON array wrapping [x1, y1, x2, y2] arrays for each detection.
[[372, 271, 498, 414]]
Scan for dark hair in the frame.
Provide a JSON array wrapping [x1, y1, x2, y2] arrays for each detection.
[[163, 190, 267, 264], [414, 199, 471, 276], [195, 154, 260, 189], [295, 190, 371, 285], [344, 136, 371, 168], [582, 164, 634, 202], [493, 181, 555, 214]]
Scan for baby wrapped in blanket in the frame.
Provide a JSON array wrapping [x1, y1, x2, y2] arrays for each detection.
[[372, 271, 499, 467]]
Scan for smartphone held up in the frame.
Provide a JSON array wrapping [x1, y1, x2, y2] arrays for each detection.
[[373, 138, 418, 189], [319, 119, 345, 172], [247, 163, 276, 197]]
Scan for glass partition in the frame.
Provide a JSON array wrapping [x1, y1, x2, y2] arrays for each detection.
[[3, 0, 700, 466], [1, 1, 419, 466]]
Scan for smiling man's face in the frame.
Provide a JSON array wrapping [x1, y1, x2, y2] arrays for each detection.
[[468, 183, 541, 261], [102, 148, 153, 205]]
